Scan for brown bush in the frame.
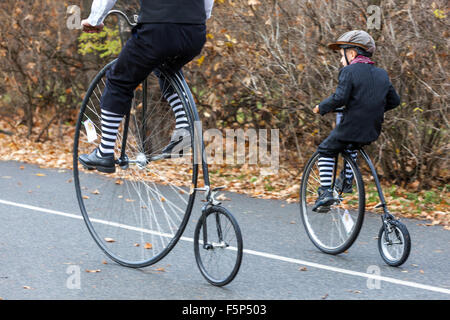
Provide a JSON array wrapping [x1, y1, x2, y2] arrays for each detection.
[[0, 0, 448, 189], [187, 0, 449, 189]]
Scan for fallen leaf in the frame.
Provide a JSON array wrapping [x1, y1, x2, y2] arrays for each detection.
[[125, 198, 135, 202], [23, 286, 33, 290], [134, 243, 140, 247], [115, 179, 123, 185], [35, 173, 46, 177], [155, 267, 165, 272], [20, 166, 25, 170], [91, 189, 100, 195], [85, 269, 101, 273], [321, 293, 328, 299], [104, 237, 115, 243], [298, 267, 307, 271], [102, 260, 108, 265], [419, 270, 424, 274], [144, 242, 152, 249], [216, 194, 231, 201], [82, 195, 89, 199]]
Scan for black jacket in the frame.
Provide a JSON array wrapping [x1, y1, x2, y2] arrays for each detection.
[[319, 63, 400, 144], [139, 0, 206, 24]]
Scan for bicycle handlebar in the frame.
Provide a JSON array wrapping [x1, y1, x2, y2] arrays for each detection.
[[105, 10, 138, 27]]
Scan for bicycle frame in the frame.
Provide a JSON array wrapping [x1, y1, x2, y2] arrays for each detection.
[[332, 108, 394, 222], [340, 147, 395, 232]]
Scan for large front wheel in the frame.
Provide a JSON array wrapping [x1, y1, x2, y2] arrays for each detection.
[[194, 206, 243, 286], [73, 61, 198, 268], [300, 152, 365, 254]]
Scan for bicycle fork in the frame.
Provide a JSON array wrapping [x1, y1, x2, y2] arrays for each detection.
[[196, 186, 228, 250]]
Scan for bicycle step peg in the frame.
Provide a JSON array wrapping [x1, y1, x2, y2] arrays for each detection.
[[194, 186, 210, 193]]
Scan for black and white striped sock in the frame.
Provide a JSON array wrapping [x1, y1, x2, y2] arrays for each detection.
[[97, 109, 123, 158], [318, 157, 336, 188], [165, 92, 189, 131], [344, 150, 358, 180]]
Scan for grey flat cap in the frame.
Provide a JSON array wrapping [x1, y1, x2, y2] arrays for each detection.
[[328, 30, 376, 54]]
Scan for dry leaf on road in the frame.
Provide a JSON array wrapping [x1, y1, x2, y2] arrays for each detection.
[[85, 269, 101, 273], [144, 242, 153, 249]]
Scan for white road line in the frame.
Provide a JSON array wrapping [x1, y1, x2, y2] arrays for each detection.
[[1, 198, 449, 296]]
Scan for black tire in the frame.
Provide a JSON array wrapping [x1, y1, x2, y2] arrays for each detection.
[[299, 151, 365, 254], [378, 220, 411, 267], [73, 60, 198, 268], [194, 206, 243, 286]]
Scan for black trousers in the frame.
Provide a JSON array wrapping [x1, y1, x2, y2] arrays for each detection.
[[100, 23, 206, 115], [317, 129, 368, 157]]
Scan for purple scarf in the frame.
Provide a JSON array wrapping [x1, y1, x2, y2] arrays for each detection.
[[351, 55, 375, 65]]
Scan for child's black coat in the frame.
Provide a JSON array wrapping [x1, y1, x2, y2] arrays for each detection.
[[318, 63, 400, 144]]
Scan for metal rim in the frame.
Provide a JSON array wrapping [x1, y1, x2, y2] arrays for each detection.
[[194, 206, 243, 286], [380, 224, 406, 263]]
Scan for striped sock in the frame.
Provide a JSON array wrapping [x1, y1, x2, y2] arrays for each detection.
[[318, 157, 336, 188], [344, 150, 358, 180], [97, 109, 123, 158], [165, 92, 189, 130]]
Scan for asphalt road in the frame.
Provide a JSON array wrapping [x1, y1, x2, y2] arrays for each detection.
[[0, 160, 449, 300]]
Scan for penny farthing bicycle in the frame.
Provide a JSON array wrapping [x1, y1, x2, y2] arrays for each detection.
[[299, 107, 411, 267], [73, 11, 243, 286]]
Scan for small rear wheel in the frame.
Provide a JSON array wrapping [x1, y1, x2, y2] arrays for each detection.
[[378, 219, 411, 267], [194, 206, 243, 286]]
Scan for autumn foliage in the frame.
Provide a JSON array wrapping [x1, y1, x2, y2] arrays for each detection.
[[0, 0, 448, 219]]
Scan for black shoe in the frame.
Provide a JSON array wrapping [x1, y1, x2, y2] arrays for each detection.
[[312, 187, 335, 212], [335, 171, 353, 193], [79, 148, 115, 173]]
